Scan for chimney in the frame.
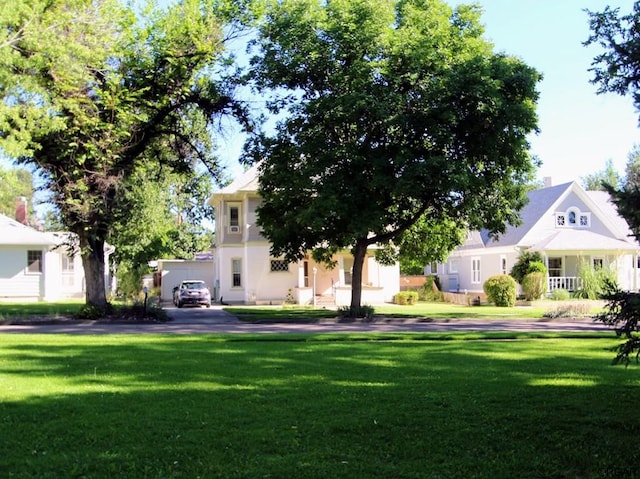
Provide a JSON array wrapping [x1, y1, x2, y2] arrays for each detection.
[[543, 177, 552, 188], [15, 196, 28, 225]]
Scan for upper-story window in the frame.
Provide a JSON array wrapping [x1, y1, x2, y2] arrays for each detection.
[[228, 203, 241, 234], [556, 207, 590, 228]]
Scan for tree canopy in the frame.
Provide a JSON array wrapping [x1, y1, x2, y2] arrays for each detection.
[[587, 1, 640, 363], [245, 0, 541, 312], [580, 158, 621, 191], [0, 163, 33, 219], [0, 0, 251, 309]]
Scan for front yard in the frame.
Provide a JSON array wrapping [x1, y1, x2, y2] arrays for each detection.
[[0, 333, 637, 478]]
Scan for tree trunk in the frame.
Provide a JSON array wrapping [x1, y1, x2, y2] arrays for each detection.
[[79, 232, 108, 310], [349, 239, 368, 314]]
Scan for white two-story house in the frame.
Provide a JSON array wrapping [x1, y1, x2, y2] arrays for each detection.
[[208, 164, 400, 306]]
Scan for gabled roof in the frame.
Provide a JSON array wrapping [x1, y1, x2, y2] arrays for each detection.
[[478, 181, 638, 250], [0, 214, 56, 246], [481, 182, 574, 247]]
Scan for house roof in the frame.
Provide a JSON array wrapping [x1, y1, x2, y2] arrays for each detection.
[[0, 214, 56, 246], [480, 181, 639, 251], [529, 229, 638, 252], [216, 163, 260, 195], [481, 182, 574, 246]]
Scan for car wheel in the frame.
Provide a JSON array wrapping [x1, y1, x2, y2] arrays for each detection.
[[177, 301, 183, 308], [206, 303, 211, 308]]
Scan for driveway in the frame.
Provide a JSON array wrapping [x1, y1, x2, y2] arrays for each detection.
[[0, 304, 613, 335]]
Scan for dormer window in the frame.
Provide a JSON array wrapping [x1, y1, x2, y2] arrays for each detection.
[[556, 207, 590, 228], [227, 203, 241, 234]]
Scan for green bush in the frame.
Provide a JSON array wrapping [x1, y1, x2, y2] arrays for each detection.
[[527, 261, 547, 274], [550, 288, 571, 301], [510, 251, 544, 284], [338, 304, 375, 320], [394, 291, 419, 305], [483, 275, 517, 307], [419, 276, 444, 302], [574, 263, 619, 299], [521, 271, 547, 301]]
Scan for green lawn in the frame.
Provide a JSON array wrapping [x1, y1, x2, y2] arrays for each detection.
[[227, 301, 594, 321], [1, 333, 638, 478], [0, 301, 84, 319]]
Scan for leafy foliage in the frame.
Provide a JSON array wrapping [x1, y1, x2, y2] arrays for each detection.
[[510, 251, 544, 284], [596, 287, 640, 365], [580, 159, 621, 191], [393, 291, 419, 305], [0, 164, 33, 219], [521, 271, 546, 301], [246, 0, 541, 310], [574, 262, 618, 300], [483, 275, 517, 307], [0, 0, 250, 309]]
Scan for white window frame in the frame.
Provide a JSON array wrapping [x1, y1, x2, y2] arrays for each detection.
[[500, 255, 507, 275], [227, 203, 241, 234], [471, 257, 481, 284], [231, 258, 242, 287], [27, 250, 43, 274], [449, 258, 459, 274]]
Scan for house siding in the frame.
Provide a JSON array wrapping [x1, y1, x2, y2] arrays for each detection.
[[0, 246, 43, 299]]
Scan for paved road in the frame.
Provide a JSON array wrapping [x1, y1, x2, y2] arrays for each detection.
[[0, 304, 614, 335]]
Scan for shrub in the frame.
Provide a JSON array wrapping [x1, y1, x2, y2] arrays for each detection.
[[483, 275, 517, 307], [543, 301, 593, 318], [510, 251, 544, 284], [394, 291, 419, 305], [550, 288, 571, 301], [527, 261, 547, 274], [521, 271, 547, 301], [338, 305, 375, 320], [574, 263, 619, 299], [419, 276, 444, 302]]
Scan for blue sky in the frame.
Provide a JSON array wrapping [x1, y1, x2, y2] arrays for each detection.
[[455, 0, 639, 185]]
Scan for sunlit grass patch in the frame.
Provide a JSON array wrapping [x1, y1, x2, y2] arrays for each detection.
[[0, 333, 638, 478]]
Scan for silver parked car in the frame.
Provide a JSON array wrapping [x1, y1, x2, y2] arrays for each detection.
[[173, 280, 211, 308]]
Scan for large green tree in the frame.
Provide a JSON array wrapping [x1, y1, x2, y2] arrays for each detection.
[[586, 2, 640, 363], [246, 0, 541, 313], [0, 0, 250, 310]]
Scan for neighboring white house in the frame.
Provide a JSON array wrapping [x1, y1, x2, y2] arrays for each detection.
[[208, 164, 400, 306], [0, 212, 114, 302], [429, 181, 640, 294]]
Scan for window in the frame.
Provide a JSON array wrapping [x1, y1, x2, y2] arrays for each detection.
[[231, 259, 242, 287], [548, 257, 562, 277], [449, 258, 459, 274], [343, 257, 353, 285], [270, 259, 289, 272], [557, 208, 590, 228], [593, 258, 604, 270], [27, 250, 42, 273], [228, 204, 241, 233], [500, 256, 507, 275], [428, 262, 438, 275], [61, 254, 75, 287], [472, 258, 481, 284]]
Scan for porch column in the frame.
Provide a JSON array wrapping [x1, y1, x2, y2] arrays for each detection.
[[297, 261, 305, 288]]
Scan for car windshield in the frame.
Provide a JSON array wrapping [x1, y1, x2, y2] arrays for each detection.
[[183, 282, 205, 290]]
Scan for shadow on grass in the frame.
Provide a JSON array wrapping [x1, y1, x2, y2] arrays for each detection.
[[1, 335, 639, 478]]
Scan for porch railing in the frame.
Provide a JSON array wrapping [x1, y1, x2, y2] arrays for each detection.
[[547, 276, 582, 292]]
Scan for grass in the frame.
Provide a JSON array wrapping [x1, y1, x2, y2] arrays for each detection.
[[227, 301, 594, 322], [1, 333, 638, 478], [0, 301, 84, 319]]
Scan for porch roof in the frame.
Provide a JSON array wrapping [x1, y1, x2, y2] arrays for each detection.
[[529, 229, 639, 253]]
